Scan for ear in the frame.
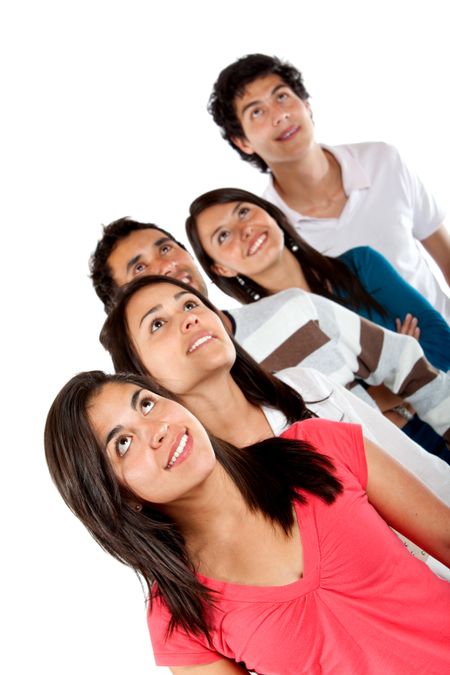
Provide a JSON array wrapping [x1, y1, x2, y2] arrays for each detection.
[[128, 500, 142, 513], [305, 100, 314, 121], [211, 262, 238, 278], [231, 135, 255, 156]]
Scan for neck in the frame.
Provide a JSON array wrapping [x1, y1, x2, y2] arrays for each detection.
[[272, 147, 343, 210], [180, 370, 273, 447], [164, 459, 246, 550], [252, 248, 311, 294]]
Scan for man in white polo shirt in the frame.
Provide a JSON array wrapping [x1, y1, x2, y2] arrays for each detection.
[[208, 53, 450, 321]]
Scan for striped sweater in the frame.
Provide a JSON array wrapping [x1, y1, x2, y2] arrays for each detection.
[[226, 288, 450, 443]]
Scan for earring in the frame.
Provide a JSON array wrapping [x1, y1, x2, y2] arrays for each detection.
[[285, 234, 299, 252], [234, 275, 260, 302]]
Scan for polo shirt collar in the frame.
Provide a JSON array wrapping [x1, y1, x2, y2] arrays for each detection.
[[321, 143, 371, 194], [267, 143, 371, 210]]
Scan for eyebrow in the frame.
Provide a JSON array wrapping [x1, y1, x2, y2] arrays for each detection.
[[126, 254, 142, 275], [210, 202, 244, 242], [105, 424, 122, 448], [138, 290, 190, 327], [104, 387, 143, 447], [125, 237, 173, 274], [240, 84, 288, 117], [131, 387, 143, 410]]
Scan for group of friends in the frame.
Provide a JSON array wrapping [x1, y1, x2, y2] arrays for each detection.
[[45, 54, 450, 674]]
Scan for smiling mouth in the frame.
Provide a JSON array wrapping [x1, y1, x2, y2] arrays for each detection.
[[247, 233, 268, 256], [165, 432, 189, 470], [177, 272, 193, 285], [187, 334, 214, 354], [276, 126, 300, 142]]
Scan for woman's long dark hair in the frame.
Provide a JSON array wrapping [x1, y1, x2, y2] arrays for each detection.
[[185, 187, 387, 317], [100, 274, 313, 427], [45, 370, 342, 642]]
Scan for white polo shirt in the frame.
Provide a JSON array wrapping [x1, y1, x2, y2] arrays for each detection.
[[263, 141, 450, 321]]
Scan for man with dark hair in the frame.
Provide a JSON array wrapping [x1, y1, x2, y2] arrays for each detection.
[[209, 53, 450, 321], [208, 53, 309, 173], [89, 217, 450, 462], [90, 217, 207, 312]]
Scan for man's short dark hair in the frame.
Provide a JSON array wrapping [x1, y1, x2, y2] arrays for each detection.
[[89, 217, 185, 313], [208, 53, 309, 173]]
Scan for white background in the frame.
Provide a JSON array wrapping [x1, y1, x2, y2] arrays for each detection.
[[1, 1, 449, 673]]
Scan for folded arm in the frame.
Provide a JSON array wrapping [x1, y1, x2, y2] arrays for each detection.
[[310, 293, 450, 442]]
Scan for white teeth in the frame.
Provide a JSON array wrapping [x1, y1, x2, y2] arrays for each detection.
[[188, 335, 212, 353], [248, 234, 267, 255], [166, 433, 188, 468], [279, 127, 297, 140]]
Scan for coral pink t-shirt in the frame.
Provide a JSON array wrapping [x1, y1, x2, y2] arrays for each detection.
[[148, 419, 450, 674]]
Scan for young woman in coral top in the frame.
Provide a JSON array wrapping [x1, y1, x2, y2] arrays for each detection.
[[46, 361, 450, 674]]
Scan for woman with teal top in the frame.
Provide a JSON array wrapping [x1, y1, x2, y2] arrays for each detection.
[[185, 187, 450, 372], [337, 245, 450, 372], [185, 187, 450, 461]]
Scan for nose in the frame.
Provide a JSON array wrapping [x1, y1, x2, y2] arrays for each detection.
[[148, 421, 169, 450], [241, 222, 254, 240], [181, 312, 200, 333], [272, 108, 289, 127], [160, 260, 177, 277]]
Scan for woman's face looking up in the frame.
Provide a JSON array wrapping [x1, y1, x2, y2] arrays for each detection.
[[88, 381, 216, 505], [125, 282, 236, 395], [195, 201, 285, 280]]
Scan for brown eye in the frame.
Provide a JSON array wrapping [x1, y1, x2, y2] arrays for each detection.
[[150, 318, 166, 333], [134, 263, 146, 275], [217, 230, 230, 245], [116, 435, 132, 457], [140, 398, 155, 415]]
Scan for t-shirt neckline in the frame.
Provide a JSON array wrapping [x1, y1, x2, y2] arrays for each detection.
[[196, 498, 320, 602]]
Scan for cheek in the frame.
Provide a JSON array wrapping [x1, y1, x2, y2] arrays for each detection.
[[218, 235, 247, 266], [133, 333, 177, 379], [273, 228, 285, 251], [264, 220, 284, 248], [123, 456, 157, 494], [145, 352, 195, 395]]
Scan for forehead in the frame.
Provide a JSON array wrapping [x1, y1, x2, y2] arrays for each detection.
[[235, 74, 290, 114], [88, 381, 136, 435], [91, 381, 133, 409], [130, 281, 192, 305], [197, 202, 240, 234], [125, 282, 195, 321]]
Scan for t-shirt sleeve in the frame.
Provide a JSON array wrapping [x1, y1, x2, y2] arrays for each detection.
[[396, 146, 446, 240], [147, 593, 223, 667], [281, 418, 368, 490]]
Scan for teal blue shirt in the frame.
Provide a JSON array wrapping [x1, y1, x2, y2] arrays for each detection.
[[337, 246, 450, 372]]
